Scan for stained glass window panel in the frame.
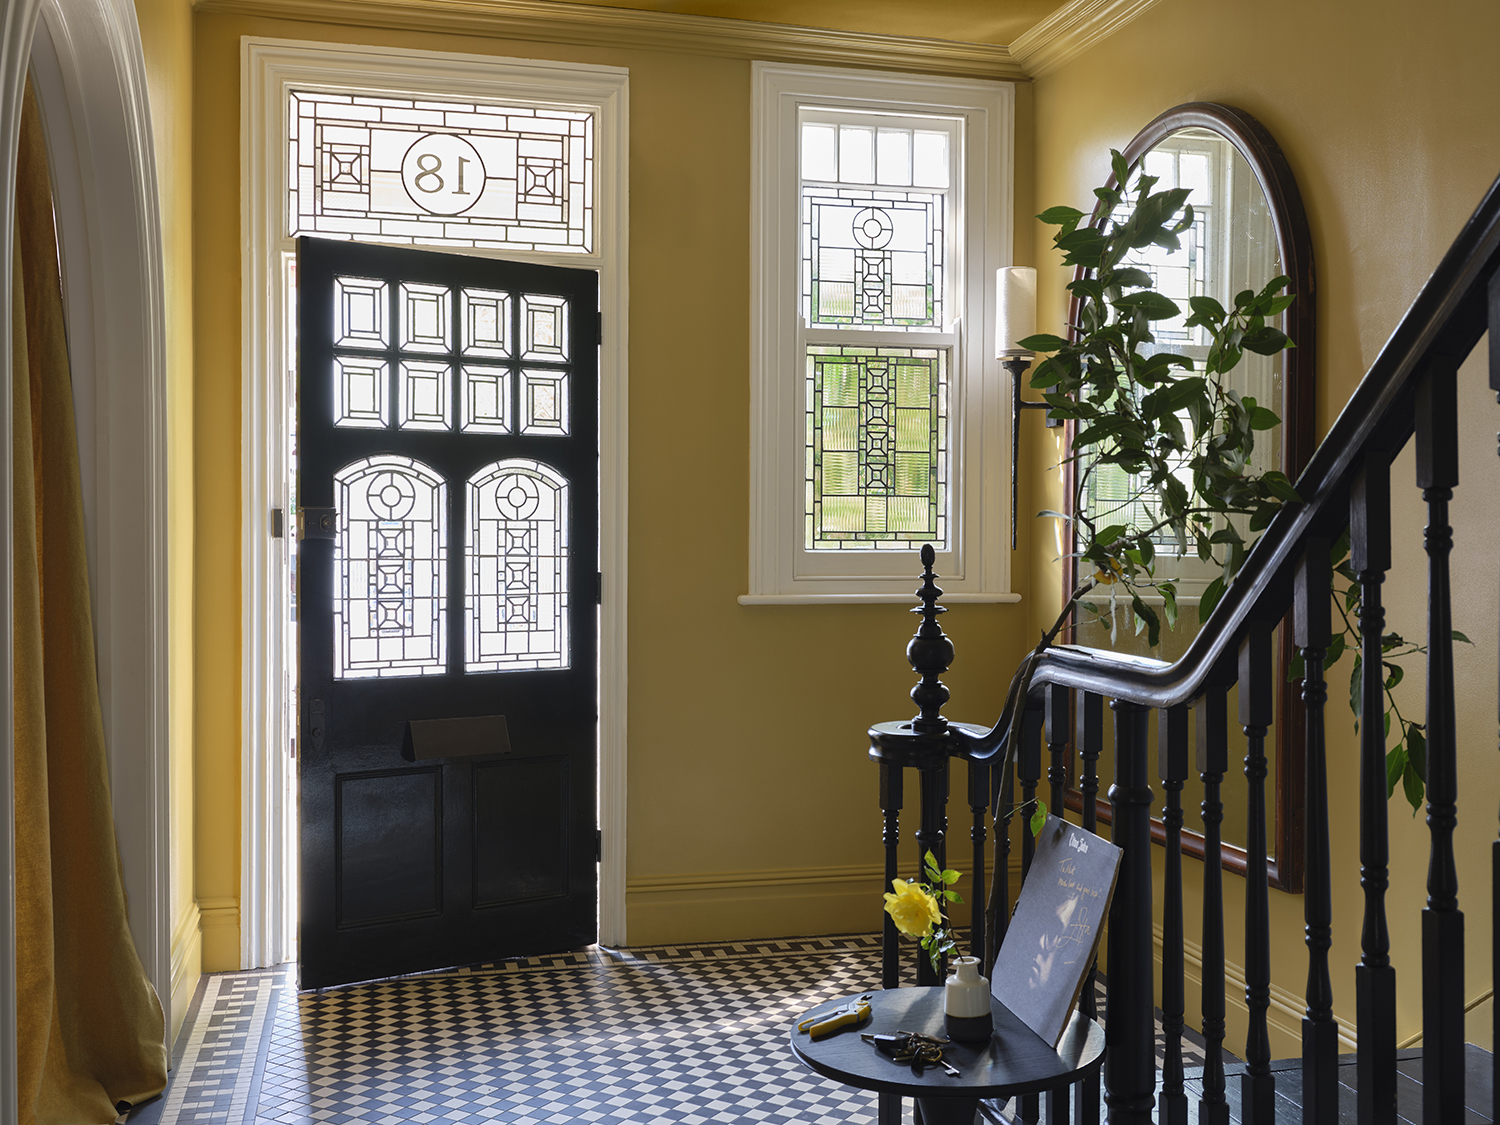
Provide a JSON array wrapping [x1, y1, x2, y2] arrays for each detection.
[[334, 356, 389, 428], [334, 276, 388, 348], [462, 366, 511, 434], [462, 288, 511, 358], [803, 191, 942, 328], [399, 360, 452, 430], [467, 460, 569, 672], [334, 456, 448, 678], [521, 294, 570, 361], [520, 369, 569, 435], [289, 90, 594, 252], [400, 283, 452, 352], [805, 345, 948, 550]]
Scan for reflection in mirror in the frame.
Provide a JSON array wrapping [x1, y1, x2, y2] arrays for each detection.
[[1062, 105, 1314, 892]]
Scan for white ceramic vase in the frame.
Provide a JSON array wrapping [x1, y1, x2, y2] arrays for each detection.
[[944, 955, 994, 1041]]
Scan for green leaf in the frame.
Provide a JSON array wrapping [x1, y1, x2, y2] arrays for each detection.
[[1037, 205, 1085, 226], [1241, 325, 1291, 355], [941, 868, 961, 885], [1325, 632, 1347, 666], [1111, 291, 1181, 320], [1259, 471, 1302, 503], [1384, 662, 1404, 691], [1188, 294, 1228, 321], [1199, 575, 1227, 624], [1110, 149, 1130, 187], [1029, 799, 1049, 837], [1350, 656, 1362, 720], [1019, 333, 1069, 353], [1249, 405, 1282, 430], [1288, 649, 1305, 682], [1386, 744, 1407, 799], [942, 890, 963, 903], [1407, 724, 1426, 781], [1110, 267, 1155, 289], [1453, 630, 1473, 645], [1403, 761, 1425, 814]]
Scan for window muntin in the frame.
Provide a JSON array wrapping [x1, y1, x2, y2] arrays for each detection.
[[289, 89, 595, 251]]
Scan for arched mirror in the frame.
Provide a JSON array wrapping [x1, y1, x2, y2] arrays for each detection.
[[1062, 103, 1315, 891]]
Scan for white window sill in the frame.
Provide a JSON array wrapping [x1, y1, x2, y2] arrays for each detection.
[[738, 592, 1022, 605]]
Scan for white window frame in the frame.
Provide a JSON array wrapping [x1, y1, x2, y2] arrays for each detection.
[[243, 38, 630, 963], [745, 62, 1016, 604]]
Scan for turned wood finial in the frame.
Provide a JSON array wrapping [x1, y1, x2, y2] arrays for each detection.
[[907, 544, 954, 734]]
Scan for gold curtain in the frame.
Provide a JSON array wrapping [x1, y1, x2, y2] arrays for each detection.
[[13, 80, 168, 1124]]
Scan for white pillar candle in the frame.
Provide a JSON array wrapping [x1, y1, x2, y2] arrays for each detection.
[[996, 265, 1037, 357]]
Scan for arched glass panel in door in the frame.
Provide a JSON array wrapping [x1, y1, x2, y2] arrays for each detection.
[[467, 459, 569, 672], [333, 455, 448, 679]]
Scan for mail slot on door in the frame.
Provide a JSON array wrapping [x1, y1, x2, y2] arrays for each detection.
[[401, 715, 512, 761]]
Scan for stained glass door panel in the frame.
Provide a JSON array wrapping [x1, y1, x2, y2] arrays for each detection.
[[298, 237, 599, 989]]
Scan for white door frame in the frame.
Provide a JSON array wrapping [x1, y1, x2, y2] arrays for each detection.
[[242, 38, 630, 968], [0, 0, 171, 1104]]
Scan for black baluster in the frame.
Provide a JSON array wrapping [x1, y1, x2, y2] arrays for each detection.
[[1045, 684, 1069, 818], [1352, 451, 1397, 1125], [1020, 703, 1043, 879], [915, 760, 947, 987], [1075, 691, 1103, 1125], [1196, 684, 1230, 1125], [1158, 705, 1189, 1125], [1490, 268, 1500, 1120], [881, 763, 904, 991], [906, 544, 953, 989], [1240, 622, 1275, 1125], [1017, 705, 1043, 1125], [1104, 699, 1155, 1125], [1042, 690, 1070, 1125], [989, 754, 1016, 974], [969, 759, 990, 963], [1416, 362, 1465, 1125], [1295, 540, 1338, 1125]]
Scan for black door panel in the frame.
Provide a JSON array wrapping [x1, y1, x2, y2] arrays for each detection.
[[297, 237, 598, 988]]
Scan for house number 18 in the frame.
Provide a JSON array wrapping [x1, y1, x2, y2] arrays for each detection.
[[400, 133, 487, 217]]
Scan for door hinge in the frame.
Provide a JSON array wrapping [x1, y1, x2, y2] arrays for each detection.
[[270, 508, 285, 539], [299, 507, 338, 540], [597, 571, 603, 605], [595, 828, 602, 862]]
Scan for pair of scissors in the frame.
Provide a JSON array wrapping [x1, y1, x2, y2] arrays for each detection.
[[798, 994, 873, 1040]]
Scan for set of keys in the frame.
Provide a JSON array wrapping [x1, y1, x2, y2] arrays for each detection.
[[862, 1031, 961, 1076]]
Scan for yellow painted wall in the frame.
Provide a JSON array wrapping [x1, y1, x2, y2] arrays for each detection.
[[132, 0, 199, 1039], [1032, 0, 1500, 1055], [189, 10, 1038, 962]]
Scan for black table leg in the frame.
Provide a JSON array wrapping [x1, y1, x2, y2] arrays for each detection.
[[914, 1096, 980, 1125]]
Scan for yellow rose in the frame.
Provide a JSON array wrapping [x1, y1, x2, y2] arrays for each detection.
[[883, 878, 941, 938]]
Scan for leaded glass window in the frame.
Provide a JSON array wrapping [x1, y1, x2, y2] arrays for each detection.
[[467, 460, 569, 672], [334, 456, 448, 679], [806, 345, 947, 548], [798, 109, 959, 552], [289, 90, 594, 251]]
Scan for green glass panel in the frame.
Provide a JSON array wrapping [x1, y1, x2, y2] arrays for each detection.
[[822, 451, 859, 494], [895, 407, 931, 452]]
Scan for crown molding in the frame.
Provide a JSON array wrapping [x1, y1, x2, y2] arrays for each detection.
[[1010, 0, 1163, 78], [194, 0, 1025, 79]]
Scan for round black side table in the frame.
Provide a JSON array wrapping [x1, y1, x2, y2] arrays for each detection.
[[789, 987, 1105, 1125]]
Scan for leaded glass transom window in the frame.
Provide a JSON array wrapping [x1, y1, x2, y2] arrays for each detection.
[[798, 108, 959, 552], [467, 460, 570, 672], [289, 90, 594, 251], [806, 345, 947, 548], [334, 456, 448, 679]]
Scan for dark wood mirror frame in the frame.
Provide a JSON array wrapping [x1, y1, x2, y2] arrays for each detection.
[[1057, 102, 1316, 893]]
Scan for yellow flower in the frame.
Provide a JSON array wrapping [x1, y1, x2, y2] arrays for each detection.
[[883, 879, 942, 939], [1094, 557, 1123, 585]]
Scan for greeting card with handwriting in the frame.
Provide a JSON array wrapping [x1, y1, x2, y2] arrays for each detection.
[[990, 815, 1122, 1047]]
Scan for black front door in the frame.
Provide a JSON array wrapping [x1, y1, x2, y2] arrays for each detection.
[[297, 236, 598, 989]]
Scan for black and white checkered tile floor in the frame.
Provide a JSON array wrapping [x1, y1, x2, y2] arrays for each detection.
[[127, 935, 1220, 1125]]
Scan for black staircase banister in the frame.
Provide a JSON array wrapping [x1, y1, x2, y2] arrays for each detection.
[[949, 162, 1500, 749]]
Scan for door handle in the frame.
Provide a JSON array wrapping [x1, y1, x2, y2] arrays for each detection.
[[309, 698, 326, 752]]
